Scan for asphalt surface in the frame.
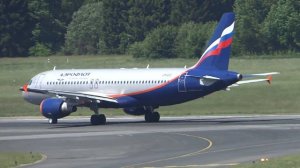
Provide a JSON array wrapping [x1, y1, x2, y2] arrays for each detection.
[[1, 115, 300, 168]]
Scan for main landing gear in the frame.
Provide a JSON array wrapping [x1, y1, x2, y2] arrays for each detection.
[[90, 102, 106, 125], [144, 107, 160, 122]]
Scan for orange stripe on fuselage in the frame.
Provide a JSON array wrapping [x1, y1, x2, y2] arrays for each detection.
[[110, 70, 188, 98]]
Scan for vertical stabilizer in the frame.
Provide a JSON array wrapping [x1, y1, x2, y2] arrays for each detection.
[[191, 12, 235, 70]]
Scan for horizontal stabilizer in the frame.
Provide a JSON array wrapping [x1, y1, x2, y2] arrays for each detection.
[[236, 78, 271, 85], [203, 75, 220, 80], [185, 75, 220, 80], [243, 72, 280, 78], [229, 72, 279, 88]]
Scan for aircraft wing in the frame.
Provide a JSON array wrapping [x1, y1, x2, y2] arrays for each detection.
[[229, 72, 279, 88], [20, 87, 118, 103]]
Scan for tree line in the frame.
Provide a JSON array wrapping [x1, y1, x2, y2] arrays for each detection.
[[0, 0, 299, 58]]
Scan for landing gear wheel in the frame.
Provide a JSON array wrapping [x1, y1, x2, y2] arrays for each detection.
[[48, 118, 58, 124], [152, 112, 160, 122], [90, 114, 106, 125], [145, 113, 152, 122], [145, 112, 160, 122]]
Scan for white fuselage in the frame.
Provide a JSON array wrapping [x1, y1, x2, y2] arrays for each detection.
[[24, 68, 186, 105]]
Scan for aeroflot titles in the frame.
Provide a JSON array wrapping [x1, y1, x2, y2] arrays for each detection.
[[60, 72, 91, 77]]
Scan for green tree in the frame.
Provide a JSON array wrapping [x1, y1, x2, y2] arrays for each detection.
[[64, 2, 103, 55], [28, 0, 83, 56], [175, 22, 216, 58], [263, 0, 300, 51], [126, 0, 171, 43], [0, 0, 34, 57], [101, 0, 129, 54], [169, 0, 234, 25], [29, 42, 51, 56], [129, 25, 178, 58], [233, 0, 276, 54], [61, 0, 85, 24]]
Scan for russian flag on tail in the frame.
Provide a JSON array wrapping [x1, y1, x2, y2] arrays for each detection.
[[191, 12, 235, 71]]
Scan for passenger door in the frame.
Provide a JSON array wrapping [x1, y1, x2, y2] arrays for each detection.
[[178, 72, 187, 92]]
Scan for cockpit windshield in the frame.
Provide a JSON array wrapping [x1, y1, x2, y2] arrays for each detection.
[[29, 80, 33, 85]]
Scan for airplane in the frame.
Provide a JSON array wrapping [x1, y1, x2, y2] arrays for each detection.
[[20, 12, 279, 125]]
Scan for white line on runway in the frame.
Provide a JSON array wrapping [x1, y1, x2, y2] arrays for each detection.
[[1, 123, 300, 141]]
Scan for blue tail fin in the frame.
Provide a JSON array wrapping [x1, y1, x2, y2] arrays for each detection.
[[191, 12, 235, 70]]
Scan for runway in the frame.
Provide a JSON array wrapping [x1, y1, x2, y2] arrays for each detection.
[[1, 115, 300, 168]]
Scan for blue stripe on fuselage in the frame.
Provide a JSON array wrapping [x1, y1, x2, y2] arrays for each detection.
[[111, 70, 239, 108]]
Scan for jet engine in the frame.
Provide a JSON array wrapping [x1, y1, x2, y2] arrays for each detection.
[[123, 107, 146, 116], [40, 98, 77, 119]]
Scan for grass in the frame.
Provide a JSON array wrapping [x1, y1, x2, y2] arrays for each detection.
[[0, 152, 43, 168], [0, 54, 299, 117], [232, 153, 300, 168]]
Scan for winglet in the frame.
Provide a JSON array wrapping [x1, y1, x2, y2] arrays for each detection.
[[267, 75, 272, 84]]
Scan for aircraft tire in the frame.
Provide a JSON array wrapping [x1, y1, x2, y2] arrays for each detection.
[[152, 112, 160, 122], [48, 118, 58, 124], [145, 112, 160, 122], [145, 113, 151, 122], [91, 114, 106, 125]]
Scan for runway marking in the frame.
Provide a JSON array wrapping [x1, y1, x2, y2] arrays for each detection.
[[141, 163, 239, 168], [199, 138, 300, 155], [134, 137, 300, 168], [122, 133, 213, 168], [17, 153, 47, 167]]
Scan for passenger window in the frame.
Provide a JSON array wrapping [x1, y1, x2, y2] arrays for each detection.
[[90, 79, 94, 89], [94, 79, 99, 89]]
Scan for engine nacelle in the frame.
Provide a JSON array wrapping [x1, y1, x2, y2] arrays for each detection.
[[123, 107, 147, 116], [40, 98, 77, 119]]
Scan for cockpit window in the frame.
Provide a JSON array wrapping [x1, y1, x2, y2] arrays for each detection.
[[29, 80, 32, 85]]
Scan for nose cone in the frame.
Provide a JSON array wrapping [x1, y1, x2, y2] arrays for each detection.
[[22, 84, 28, 92], [21, 91, 49, 105], [22, 91, 39, 105]]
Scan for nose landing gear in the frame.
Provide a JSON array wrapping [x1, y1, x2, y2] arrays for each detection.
[[90, 101, 106, 125], [48, 118, 58, 124], [90, 114, 106, 125]]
